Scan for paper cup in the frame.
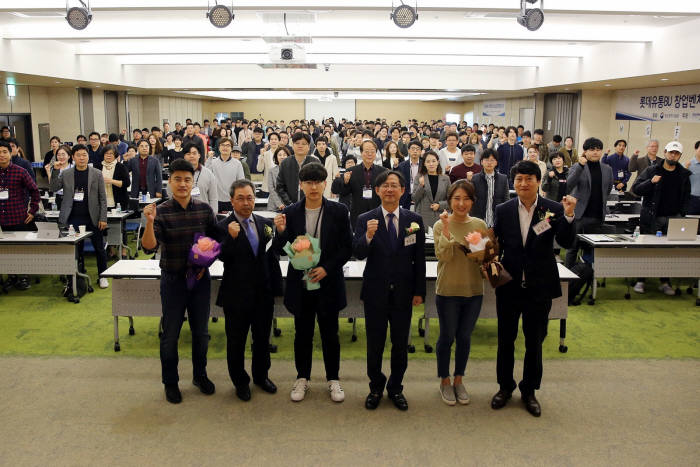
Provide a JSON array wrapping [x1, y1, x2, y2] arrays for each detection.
[[79, 225, 87, 235]]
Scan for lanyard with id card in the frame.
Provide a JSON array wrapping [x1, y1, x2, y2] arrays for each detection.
[[74, 190, 85, 202], [0, 185, 8, 200], [362, 186, 373, 200]]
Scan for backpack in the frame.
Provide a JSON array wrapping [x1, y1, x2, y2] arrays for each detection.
[[63, 274, 88, 299], [568, 262, 594, 306]]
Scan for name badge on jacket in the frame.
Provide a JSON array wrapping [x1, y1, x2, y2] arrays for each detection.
[[73, 191, 85, 202], [362, 188, 373, 199], [191, 187, 201, 197], [0, 190, 8, 200], [404, 234, 416, 246], [532, 220, 551, 236], [617, 171, 624, 179]]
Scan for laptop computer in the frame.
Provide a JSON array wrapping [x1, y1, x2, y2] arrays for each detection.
[[667, 218, 699, 241], [35, 222, 61, 239]]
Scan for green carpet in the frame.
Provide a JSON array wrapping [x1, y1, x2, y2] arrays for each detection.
[[1, 252, 698, 360]]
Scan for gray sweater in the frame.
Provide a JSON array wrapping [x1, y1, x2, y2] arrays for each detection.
[[167, 165, 218, 212], [205, 155, 246, 202]]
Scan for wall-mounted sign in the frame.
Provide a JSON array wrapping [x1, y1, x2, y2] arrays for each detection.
[[615, 84, 700, 122], [482, 100, 506, 118]]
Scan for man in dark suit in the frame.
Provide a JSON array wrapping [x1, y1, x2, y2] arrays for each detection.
[[273, 163, 353, 403], [353, 170, 426, 411], [216, 179, 281, 401], [491, 160, 577, 417], [470, 148, 509, 227], [126, 140, 163, 199], [396, 140, 423, 210], [338, 140, 388, 228]]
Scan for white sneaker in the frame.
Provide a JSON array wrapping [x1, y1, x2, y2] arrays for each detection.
[[633, 282, 645, 294], [659, 283, 675, 296], [328, 380, 345, 402], [290, 378, 309, 402], [99, 278, 109, 289]]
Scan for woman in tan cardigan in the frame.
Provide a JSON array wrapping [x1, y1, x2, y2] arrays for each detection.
[[432, 180, 486, 406]]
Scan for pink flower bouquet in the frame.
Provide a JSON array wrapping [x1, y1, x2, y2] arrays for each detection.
[[283, 234, 322, 290], [186, 233, 221, 290]]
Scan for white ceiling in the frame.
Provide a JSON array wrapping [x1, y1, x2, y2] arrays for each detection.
[[1, 1, 699, 100]]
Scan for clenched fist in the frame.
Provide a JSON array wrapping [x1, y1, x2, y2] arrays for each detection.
[[366, 219, 379, 240], [274, 213, 287, 232], [344, 172, 351, 184], [228, 221, 240, 239], [561, 195, 577, 217], [578, 155, 587, 165], [143, 203, 157, 223], [651, 175, 662, 184]]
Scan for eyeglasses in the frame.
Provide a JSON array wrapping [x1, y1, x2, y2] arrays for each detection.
[[234, 196, 255, 203], [379, 183, 402, 189]]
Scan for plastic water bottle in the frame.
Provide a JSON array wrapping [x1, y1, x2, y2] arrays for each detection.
[[656, 230, 663, 237], [68, 225, 76, 237], [51, 202, 57, 212], [141, 193, 147, 203], [633, 226, 640, 239]]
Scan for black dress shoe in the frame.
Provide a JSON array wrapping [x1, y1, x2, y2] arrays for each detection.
[[522, 393, 541, 417], [388, 392, 408, 411], [254, 378, 277, 394], [235, 385, 251, 401], [365, 392, 382, 410], [14, 278, 30, 291], [491, 390, 512, 409], [164, 384, 182, 404], [193, 375, 216, 395]]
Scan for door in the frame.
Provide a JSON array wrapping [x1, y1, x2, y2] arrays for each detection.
[[0, 114, 34, 161], [104, 91, 119, 135]]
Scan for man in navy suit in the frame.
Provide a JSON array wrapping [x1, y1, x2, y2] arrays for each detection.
[[273, 163, 353, 403], [353, 170, 426, 411], [216, 179, 281, 401], [395, 140, 423, 210], [338, 140, 388, 229], [491, 160, 577, 417]]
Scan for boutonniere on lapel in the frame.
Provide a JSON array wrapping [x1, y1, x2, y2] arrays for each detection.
[[405, 222, 421, 235], [264, 224, 273, 240], [537, 208, 556, 224]]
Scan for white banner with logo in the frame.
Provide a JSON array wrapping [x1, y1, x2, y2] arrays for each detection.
[[482, 100, 506, 118], [615, 84, 700, 122]]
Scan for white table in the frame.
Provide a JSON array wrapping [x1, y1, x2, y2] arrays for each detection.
[[44, 210, 134, 258], [578, 234, 700, 305], [0, 231, 94, 302], [102, 260, 577, 353]]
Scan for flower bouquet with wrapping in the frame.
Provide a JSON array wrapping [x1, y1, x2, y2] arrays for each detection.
[[283, 234, 322, 290], [459, 229, 511, 288], [185, 233, 221, 290]]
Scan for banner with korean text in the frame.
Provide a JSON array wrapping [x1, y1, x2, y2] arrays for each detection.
[[615, 85, 700, 122]]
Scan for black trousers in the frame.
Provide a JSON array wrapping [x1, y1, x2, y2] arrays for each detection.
[[365, 290, 412, 395], [223, 301, 273, 387], [565, 216, 604, 268], [294, 289, 340, 381], [496, 285, 551, 396]]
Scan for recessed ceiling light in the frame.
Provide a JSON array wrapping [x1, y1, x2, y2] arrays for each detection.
[[95, 85, 101, 88], [55, 81, 61, 84], [564, 88, 569, 90], [660, 78, 669, 81], [604, 84, 611, 87]]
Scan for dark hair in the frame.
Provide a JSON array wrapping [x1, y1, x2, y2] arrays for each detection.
[[76, 134, 87, 141], [253, 127, 264, 134], [218, 137, 233, 148], [517, 125, 524, 130], [142, 128, 149, 132], [102, 144, 118, 158], [695, 140, 700, 150], [0, 140, 11, 152], [375, 170, 406, 188], [108, 133, 118, 143], [582, 137, 604, 151], [407, 139, 422, 150], [550, 152, 563, 160], [186, 122, 194, 127], [137, 139, 151, 149], [132, 129, 141, 134], [444, 131, 458, 141], [564, 136, 574, 143], [291, 132, 311, 144], [553, 134, 562, 143], [126, 144, 137, 152], [71, 143, 88, 155], [229, 179, 255, 197], [527, 144, 540, 154], [429, 132, 440, 140], [315, 135, 328, 144], [151, 126, 160, 133], [182, 142, 200, 155], [273, 146, 291, 165], [461, 144, 476, 154], [481, 148, 498, 162], [344, 156, 357, 167], [533, 129, 544, 136], [169, 158, 195, 175], [447, 180, 476, 204], [506, 126, 518, 137], [268, 131, 280, 141], [173, 134, 182, 142], [299, 162, 328, 182], [49, 136, 61, 144], [88, 131, 100, 139], [511, 160, 541, 182], [522, 130, 531, 138], [419, 150, 443, 175], [360, 139, 377, 152], [614, 139, 627, 147]]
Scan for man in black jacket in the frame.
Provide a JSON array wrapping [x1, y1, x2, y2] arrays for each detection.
[[216, 179, 281, 401], [631, 141, 692, 295], [338, 140, 388, 228], [491, 161, 576, 417], [273, 163, 352, 404], [469, 149, 509, 227], [275, 133, 320, 206]]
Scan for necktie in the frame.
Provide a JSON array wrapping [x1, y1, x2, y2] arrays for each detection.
[[244, 218, 258, 256], [387, 213, 398, 250]]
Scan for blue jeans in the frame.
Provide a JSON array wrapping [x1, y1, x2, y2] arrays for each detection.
[[159, 271, 211, 385], [435, 295, 483, 378]]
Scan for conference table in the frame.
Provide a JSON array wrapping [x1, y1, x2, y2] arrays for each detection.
[[0, 230, 94, 302], [578, 233, 700, 305], [102, 260, 577, 353], [44, 209, 134, 258]]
